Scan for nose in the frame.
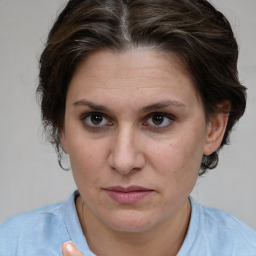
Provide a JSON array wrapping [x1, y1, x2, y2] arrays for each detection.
[[108, 126, 146, 175]]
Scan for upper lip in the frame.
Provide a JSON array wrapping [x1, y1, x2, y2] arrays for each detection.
[[103, 186, 153, 192]]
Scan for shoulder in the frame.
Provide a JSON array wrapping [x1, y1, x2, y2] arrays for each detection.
[[0, 199, 72, 255], [201, 203, 256, 240], [0, 202, 64, 232], [192, 199, 256, 255]]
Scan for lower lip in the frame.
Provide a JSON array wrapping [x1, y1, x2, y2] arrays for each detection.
[[105, 190, 153, 204]]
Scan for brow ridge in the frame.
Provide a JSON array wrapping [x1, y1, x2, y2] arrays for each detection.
[[73, 99, 185, 113], [141, 100, 185, 112], [73, 100, 111, 112]]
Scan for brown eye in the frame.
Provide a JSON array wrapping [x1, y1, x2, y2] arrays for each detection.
[[144, 113, 173, 128], [152, 114, 165, 125], [90, 114, 103, 125], [81, 113, 110, 127]]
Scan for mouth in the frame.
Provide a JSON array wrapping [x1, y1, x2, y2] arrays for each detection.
[[103, 186, 154, 205]]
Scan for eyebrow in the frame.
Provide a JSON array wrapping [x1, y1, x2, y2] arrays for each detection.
[[72, 99, 185, 112], [141, 100, 185, 112], [73, 100, 111, 112]]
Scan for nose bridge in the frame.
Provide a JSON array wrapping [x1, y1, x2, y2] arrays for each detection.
[[108, 124, 144, 174], [116, 124, 133, 149]]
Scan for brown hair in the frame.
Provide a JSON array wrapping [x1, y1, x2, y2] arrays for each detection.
[[37, 0, 246, 175]]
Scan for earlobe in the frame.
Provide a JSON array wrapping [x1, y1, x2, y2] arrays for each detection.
[[59, 130, 69, 154], [203, 103, 230, 156]]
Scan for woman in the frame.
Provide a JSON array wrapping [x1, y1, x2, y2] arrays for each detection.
[[1, 0, 255, 255]]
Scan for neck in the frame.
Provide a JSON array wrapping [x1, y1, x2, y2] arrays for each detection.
[[76, 196, 191, 256]]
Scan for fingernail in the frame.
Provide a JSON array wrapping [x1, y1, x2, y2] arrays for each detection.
[[66, 242, 74, 252]]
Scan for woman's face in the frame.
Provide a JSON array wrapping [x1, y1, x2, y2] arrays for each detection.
[[61, 48, 217, 232]]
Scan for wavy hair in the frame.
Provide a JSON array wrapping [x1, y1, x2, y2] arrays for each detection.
[[37, 0, 246, 175]]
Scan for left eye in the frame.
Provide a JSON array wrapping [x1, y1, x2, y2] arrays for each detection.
[[144, 113, 173, 128]]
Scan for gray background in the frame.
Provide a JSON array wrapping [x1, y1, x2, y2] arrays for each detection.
[[0, 0, 255, 230]]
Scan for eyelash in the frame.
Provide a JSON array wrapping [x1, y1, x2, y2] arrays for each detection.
[[80, 112, 174, 131], [143, 112, 174, 130], [80, 112, 113, 130]]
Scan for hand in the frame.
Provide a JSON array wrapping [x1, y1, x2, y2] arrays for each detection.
[[62, 241, 84, 256]]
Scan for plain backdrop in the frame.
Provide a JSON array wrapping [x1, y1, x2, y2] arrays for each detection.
[[0, 0, 255, 230]]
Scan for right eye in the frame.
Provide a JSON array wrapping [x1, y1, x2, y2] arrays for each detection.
[[80, 112, 112, 128]]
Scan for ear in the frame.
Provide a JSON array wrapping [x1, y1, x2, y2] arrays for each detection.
[[59, 130, 69, 154], [203, 102, 230, 156]]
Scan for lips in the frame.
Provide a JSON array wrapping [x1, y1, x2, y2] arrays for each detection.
[[103, 186, 153, 204]]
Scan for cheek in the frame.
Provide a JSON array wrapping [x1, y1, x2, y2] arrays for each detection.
[[151, 139, 202, 172], [149, 134, 204, 191], [67, 137, 105, 183]]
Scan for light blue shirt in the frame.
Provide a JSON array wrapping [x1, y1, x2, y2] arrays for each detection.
[[0, 191, 255, 255]]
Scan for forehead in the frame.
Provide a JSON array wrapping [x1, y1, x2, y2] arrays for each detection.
[[67, 48, 202, 111], [72, 48, 191, 85]]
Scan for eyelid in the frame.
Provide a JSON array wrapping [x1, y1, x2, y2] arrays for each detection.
[[80, 111, 102, 120], [79, 111, 174, 131], [80, 112, 113, 128], [144, 112, 175, 121], [142, 112, 175, 128]]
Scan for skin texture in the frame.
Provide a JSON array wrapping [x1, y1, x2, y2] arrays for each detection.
[[60, 48, 228, 256]]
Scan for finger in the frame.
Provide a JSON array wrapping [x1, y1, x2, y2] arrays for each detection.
[[62, 241, 84, 256]]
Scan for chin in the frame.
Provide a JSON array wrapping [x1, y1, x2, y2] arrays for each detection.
[[108, 222, 155, 233], [102, 210, 159, 233]]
